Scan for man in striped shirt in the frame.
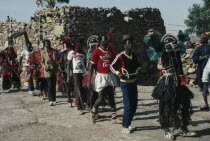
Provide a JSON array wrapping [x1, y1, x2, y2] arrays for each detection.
[[110, 34, 141, 134]]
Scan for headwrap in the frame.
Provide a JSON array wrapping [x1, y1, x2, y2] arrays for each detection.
[[201, 33, 209, 39], [107, 32, 115, 39], [60, 37, 72, 45], [73, 42, 81, 55]]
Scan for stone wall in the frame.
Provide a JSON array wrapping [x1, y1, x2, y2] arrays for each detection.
[[0, 6, 166, 85], [0, 22, 27, 54], [182, 47, 197, 86]]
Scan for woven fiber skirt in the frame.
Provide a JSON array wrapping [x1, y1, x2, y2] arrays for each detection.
[[152, 75, 194, 129]]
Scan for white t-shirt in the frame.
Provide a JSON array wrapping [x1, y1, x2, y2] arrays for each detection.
[[21, 49, 34, 67], [67, 50, 86, 73]]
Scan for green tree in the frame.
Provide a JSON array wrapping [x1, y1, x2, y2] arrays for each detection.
[[36, 0, 70, 8], [185, 0, 210, 35]]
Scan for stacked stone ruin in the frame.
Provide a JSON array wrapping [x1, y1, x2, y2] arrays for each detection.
[[0, 22, 27, 53], [182, 48, 197, 86], [1, 6, 199, 86]]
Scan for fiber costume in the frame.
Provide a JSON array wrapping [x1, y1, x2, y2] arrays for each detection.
[[144, 32, 195, 138]]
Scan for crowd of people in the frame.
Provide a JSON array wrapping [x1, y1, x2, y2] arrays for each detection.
[[0, 28, 209, 139]]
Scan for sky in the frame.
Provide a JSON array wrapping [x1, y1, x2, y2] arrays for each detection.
[[0, 0, 204, 34]]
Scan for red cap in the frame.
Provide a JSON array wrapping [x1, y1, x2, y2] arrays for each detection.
[[201, 33, 209, 39]]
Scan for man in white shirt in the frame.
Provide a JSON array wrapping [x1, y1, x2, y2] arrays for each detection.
[[67, 40, 86, 114], [19, 42, 34, 94]]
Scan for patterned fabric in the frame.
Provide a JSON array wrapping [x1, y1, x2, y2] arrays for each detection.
[[0, 48, 18, 76], [27, 50, 44, 79]]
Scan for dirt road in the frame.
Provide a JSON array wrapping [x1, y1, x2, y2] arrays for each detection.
[[0, 80, 209, 141]]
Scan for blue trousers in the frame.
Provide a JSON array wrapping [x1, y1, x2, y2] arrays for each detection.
[[120, 81, 138, 128], [28, 85, 34, 91], [28, 77, 34, 91], [25, 67, 34, 91]]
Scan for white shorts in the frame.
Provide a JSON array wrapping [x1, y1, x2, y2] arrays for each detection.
[[202, 65, 210, 83], [94, 72, 118, 92]]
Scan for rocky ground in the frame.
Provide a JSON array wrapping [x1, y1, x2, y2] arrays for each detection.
[[0, 78, 210, 141]]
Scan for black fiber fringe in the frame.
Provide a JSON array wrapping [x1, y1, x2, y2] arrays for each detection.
[[152, 75, 194, 129], [152, 75, 177, 102]]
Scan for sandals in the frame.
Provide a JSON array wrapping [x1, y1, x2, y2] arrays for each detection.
[[89, 112, 96, 123], [200, 106, 209, 111], [180, 130, 196, 137], [122, 128, 131, 134], [164, 132, 175, 140]]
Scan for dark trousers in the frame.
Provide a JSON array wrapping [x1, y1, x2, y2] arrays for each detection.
[[120, 81, 138, 128], [45, 75, 56, 102], [67, 74, 74, 101], [2, 75, 11, 90], [12, 73, 21, 89], [86, 89, 98, 109], [73, 73, 86, 110], [93, 86, 116, 112], [2, 74, 20, 90], [36, 78, 47, 90]]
